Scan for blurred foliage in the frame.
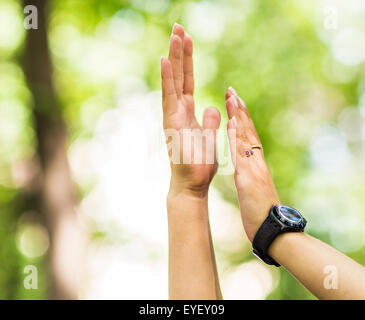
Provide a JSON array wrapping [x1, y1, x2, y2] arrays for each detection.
[[1, 0, 365, 299]]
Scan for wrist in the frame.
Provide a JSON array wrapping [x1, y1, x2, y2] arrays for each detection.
[[167, 184, 209, 221], [167, 188, 208, 208], [168, 179, 210, 201]]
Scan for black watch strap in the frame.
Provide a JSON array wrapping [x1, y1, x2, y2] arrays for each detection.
[[252, 214, 282, 267]]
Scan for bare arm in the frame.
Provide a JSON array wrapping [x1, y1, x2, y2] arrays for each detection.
[[161, 24, 222, 300], [269, 232, 365, 299], [224, 87, 365, 300], [167, 191, 222, 299]]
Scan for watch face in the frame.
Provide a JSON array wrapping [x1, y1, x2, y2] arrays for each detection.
[[276, 205, 303, 225]]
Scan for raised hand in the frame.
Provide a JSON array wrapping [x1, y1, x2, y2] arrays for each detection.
[[161, 24, 221, 198], [225, 87, 280, 242], [162, 24, 222, 299], [225, 88, 365, 300]]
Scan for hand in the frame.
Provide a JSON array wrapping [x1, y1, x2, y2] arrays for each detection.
[[161, 24, 221, 198], [225, 87, 280, 242]]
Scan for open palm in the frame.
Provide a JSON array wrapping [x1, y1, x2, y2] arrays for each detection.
[[161, 24, 221, 196]]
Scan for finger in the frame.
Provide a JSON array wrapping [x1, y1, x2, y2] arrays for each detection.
[[225, 93, 239, 119], [226, 94, 249, 144], [227, 118, 250, 170], [225, 87, 243, 120], [227, 118, 237, 169], [234, 92, 261, 144], [183, 33, 194, 96], [227, 90, 267, 175], [202, 107, 221, 131], [231, 95, 266, 170], [233, 90, 246, 109], [172, 23, 185, 41], [161, 57, 178, 117], [226, 88, 260, 145], [173, 24, 185, 96], [168, 35, 183, 98], [168, 24, 185, 98], [235, 102, 254, 141], [225, 86, 236, 100], [226, 86, 245, 107], [203, 107, 221, 163]]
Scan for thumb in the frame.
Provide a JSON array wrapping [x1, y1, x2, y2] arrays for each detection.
[[202, 107, 221, 131], [202, 107, 221, 165]]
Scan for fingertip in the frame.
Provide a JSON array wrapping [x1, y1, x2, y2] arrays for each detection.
[[228, 86, 246, 109], [238, 96, 247, 109], [225, 90, 231, 100], [160, 56, 166, 66], [170, 34, 182, 46], [228, 86, 237, 95], [184, 34, 193, 54], [226, 95, 238, 109], [161, 58, 172, 76], [172, 23, 185, 39], [226, 96, 239, 120], [203, 107, 221, 129], [204, 107, 221, 121], [160, 56, 167, 67], [184, 33, 192, 44], [170, 35, 183, 57]]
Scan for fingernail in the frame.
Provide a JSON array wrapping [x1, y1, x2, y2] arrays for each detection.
[[228, 86, 237, 96], [231, 95, 239, 108], [232, 116, 238, 128], [238, 96, 246, 108], [172, 23, 178, 34]]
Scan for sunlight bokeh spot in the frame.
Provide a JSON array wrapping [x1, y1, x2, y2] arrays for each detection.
[[17, 224, 50, 258]]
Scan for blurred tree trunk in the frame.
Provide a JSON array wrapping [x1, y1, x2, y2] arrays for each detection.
[[22, 0, 85, 299]]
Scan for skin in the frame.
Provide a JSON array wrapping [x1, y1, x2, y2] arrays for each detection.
[[161, 23, 222, 299], [225, 87, 365, 300]]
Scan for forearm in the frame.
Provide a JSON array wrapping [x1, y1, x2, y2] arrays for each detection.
[[269, 232, 365, 299], [167, 191, 222, 300]]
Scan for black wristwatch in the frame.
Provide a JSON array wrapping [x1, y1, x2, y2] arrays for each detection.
[[252, 205, 307, 267]]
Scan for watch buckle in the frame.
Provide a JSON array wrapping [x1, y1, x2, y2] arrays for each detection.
[[252, 249, 265, 263], [252, 249, 280, 267]]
